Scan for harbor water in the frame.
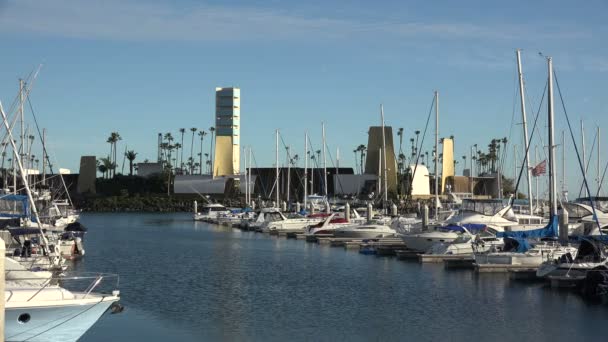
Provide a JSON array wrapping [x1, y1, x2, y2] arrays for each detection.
[[79, 213, 608, 341]]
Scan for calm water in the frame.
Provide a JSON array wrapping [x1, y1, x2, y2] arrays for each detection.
[[77, 213, 607, 341]]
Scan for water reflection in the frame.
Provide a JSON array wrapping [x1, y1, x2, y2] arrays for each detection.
[[79, 213, 607, 342]]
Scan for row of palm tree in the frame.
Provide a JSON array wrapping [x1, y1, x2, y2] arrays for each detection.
[[158, 127, 215, 175]]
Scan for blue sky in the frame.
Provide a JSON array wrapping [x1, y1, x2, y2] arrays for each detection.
[[0, 0, 607, 197]]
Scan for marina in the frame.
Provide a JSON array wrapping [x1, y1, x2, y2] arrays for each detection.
[[78, 212, 608, 341], [1, 1, 607, 340]]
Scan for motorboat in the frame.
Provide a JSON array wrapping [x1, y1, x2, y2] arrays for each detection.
[[307, 210, 367, 236], [474, 237, 578, 267], [193, 203, 230, 222], [243, 208, 284, 231], [263, 211, 325, 233], [332, 224, 397, 239], [537, 237, 608, 279], [426, 230, 504, 256], [5, 269, 121, 342]]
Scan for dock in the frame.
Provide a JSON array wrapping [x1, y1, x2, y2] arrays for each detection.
[[474, 263, 539, 273], [419, 254, 473, 264]]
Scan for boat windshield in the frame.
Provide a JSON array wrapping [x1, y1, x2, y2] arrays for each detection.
[[461, 199, 506, 216], [575, 197, 608, 213]]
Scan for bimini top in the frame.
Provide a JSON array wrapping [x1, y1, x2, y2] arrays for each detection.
[[461, 199, 507, 216], [0, 194, 30, 219]]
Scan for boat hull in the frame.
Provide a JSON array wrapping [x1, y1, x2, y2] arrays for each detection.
[[5, 296, 118, 342]]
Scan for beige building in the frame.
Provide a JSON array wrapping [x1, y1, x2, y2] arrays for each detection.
[[213, 87, 240, 177]]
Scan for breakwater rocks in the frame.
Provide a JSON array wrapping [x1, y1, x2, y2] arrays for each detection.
[[77, 195, 198, 212]]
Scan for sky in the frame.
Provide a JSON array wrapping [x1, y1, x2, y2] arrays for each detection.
[[0, 0, 607, 198]]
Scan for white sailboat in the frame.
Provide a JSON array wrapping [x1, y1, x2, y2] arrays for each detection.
[[1, 99, 121, 341]]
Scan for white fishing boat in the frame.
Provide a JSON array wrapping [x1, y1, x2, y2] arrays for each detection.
[[426, 231, 504, 256]]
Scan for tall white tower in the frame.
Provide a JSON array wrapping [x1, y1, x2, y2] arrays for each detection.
[[213, 87, 240, 176]]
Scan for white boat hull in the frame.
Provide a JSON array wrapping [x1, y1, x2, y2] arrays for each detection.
[[5, 294, 118, 342]]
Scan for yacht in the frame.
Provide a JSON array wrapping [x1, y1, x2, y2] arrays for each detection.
[[425, 229, 504, 256], [333, 224, 397, 239], [475, 236, 578, 267], [193, 203, 230, 222], [5, 268, 121, 342]]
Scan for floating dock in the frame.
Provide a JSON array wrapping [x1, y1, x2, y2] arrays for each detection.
[[475, 264, 539, 273]]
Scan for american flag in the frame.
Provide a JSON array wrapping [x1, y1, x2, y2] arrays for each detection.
[[531, 160, 547, 177]]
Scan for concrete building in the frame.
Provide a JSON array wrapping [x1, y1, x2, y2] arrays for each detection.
[[137, 162, 163, 178], [213, 87, 240, 177], [364, 126, 398, 194], [77, 156, 96, 194]]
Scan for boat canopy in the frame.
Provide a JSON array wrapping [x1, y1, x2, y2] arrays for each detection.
[[0, 194, 30, 219], [8, 228, 44, 236], [443, 223, 487, 234], [574, 238, 608, 263], [502, 237, 532, 253], [496, 215, 558, 239], [575, 197, 608, 213], [461, 199, 506, 216]]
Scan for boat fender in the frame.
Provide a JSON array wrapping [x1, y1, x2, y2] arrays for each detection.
[[110, 302, 125, 314]]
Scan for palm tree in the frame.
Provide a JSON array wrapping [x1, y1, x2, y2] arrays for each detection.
[[173, 143, 182, 170], [356, 144, 366, 174], [125, 150, 138, 176], [99, 157, 113, 179], [204, 153, 209, 173], [198, 130, 207, 174], [157, 133, 163, 162], [209, 127, 215, 174], [397, 128, 404, 155], [179, 128, 186, 169], [414, 130, 421, 156], [189, 127, 197, 174], [353, 149, 358, 174], [106, 132, 121, 177]]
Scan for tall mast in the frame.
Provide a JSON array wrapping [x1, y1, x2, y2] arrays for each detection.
[[378, 147, 382, 196], [304, 132, 308, 209], [275, 129, 280, 207], [581, 120, 588, 197], [561, 130, 566, 200], [0, 102, 50, 248], [42, 128, 46, 186], [287, 145, 291, 205], [535, 145, 539, 210], [516, 49, 534, 213], [380, 105, 388, 207], [598, 126, 601, 196], [513, 145, 517, 183], [322, 122, 328, 198], [434, 91, 439, 221], [244, 146, 248, 206], [547, 57, 557, 216], [248, 147, 252, 206]]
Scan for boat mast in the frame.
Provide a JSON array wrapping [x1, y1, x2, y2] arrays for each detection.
[[378, 147, 382, 197], [562, 131, 566, 200], [287, 145, 291, 205], [0, 102, 50, 248], [581, 120, 588, 197], [516, 49, 534, 213], [275, 129, 280, 208], [547, 57, 557, 216], [304, 132, 308, 210], [535, 145, 539, 211], [598, 126, 601, 196], [380, 105, 388, 209], [42, 128, 46, 186], [244, 146, 248, 206], [248, 146, 252, 206], [434, 91, 439, 221], [322, 122, 328, 198]]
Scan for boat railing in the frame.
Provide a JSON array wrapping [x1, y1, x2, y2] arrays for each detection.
[[4, 271, 120, 302]]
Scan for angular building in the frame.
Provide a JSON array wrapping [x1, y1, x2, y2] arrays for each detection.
[[364, 126, 398, 194], [213, 87, 240, 177]]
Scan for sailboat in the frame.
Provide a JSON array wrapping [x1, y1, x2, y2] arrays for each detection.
[[1, 98, 121, 341]]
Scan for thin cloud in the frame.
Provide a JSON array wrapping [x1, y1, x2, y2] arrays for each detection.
[[0, 0, 591, 43]]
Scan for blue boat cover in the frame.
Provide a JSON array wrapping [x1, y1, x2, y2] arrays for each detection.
[[496, 215, 558, 239]]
